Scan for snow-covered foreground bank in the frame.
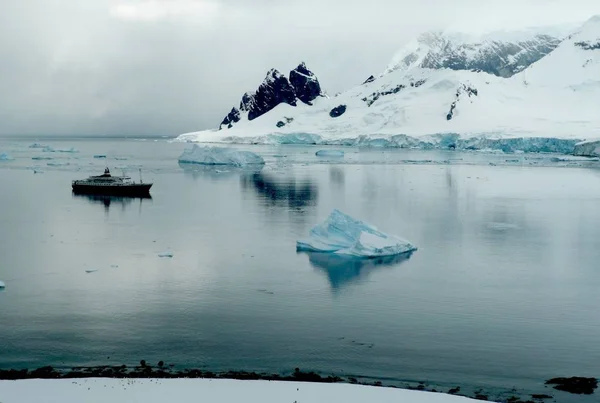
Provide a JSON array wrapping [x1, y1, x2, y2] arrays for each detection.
[[0, 379, 487, 403]]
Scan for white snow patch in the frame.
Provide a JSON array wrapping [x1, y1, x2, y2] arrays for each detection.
[[297, 209, 417, 258], [178, 144, 265, 166], [0, 378, 485, 403]]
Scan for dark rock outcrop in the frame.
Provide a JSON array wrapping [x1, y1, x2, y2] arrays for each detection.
[[329, 105, 346, 118], [447, 84, 478, 120], [545, 377, 598, 395], [362, 75, 375, 84], [219, 107, 241, 129], [289, 62, 322, 105], [575, 41, 600, 50]]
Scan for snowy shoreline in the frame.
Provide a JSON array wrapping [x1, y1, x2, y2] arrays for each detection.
[[0, 378, 486, 403]]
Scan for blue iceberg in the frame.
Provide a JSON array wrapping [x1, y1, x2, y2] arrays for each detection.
[[297, 209, 417, 258]]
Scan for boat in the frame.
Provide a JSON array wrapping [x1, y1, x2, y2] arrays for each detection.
[[72, 167, 152, 196]]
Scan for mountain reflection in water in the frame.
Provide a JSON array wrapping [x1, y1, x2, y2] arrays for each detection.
[[299, 251, 414, 290]]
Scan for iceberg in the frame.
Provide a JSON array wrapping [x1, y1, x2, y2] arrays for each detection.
[[573, 139, 600, 157], [178, 144, 265, 167], [0, 152, 12, 161], [0, 280, 5, 288], [297, 209, 417, 258], [315, 149, 344, 157]]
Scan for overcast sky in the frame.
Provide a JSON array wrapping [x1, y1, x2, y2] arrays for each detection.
[[0, 0, 597, 136]]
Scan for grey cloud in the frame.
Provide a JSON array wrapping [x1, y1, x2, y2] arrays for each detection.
[[0, 0, 597, 136]]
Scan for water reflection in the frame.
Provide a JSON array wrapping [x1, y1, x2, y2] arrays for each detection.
[[239, 172, 318, 210], [178, 162, 263, 181], [72, 193, 152, 213], [329, 167, 345, 188], [299, 251, 414, 291]]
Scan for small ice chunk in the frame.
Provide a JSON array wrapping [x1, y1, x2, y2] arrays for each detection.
[[0, 281, 5, 288], [158, 252, 174, 258], [110, 264, 119, 268], [85, 269, 98, 273], [0, 152, 12, 161], [47, 162, 69, 166], [43, 146, 78, 153], [94, 155, 107, 159], [316, 150, 344, 157], [32, 156, 53, 160], [297, 209, 417, 257], [178, 145, 265, 167]]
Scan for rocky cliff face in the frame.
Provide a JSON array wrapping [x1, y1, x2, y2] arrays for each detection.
[[289, 62, 322, 105]]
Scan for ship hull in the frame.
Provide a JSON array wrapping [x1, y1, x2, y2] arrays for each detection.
[[72, 183, 152, 196]]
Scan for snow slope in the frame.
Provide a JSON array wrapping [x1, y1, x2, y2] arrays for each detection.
[[177, 17, 600, 153], [0, 379, 487, 403]]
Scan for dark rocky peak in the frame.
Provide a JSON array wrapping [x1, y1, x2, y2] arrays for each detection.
[[289, 62, 322, 105], [246, 68, 297, 120], [219, 107, 241, 129]]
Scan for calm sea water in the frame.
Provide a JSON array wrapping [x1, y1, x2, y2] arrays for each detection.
[[1, 137, 600, 402]]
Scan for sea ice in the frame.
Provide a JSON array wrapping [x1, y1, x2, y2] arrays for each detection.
[[43, 146, 78, 153], [158, 252, 174, 258], [297, 209, 417, 258], [316, 149, 344, 157], [0, 152, 12, 161], [178, 144, 265, 167]]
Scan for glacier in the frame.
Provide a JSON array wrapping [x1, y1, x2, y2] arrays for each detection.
[[297, 209, 417, 258], [178, 144, 265, 166], [176, 16, 600, 155]]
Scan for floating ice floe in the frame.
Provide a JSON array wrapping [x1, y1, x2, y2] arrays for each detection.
[[94, 155, 107, 159], [178, 144, 265, 167], [43, 146, 78, 153], [297, 209, 417, 258], [47, 162, 70, 166], [316, 149, 344, 157], [0, 152, 12, 161], [0, 281, 5, 289], [29, 143, 48, 149], [158, 252, 174, 258], [85, 269, 98, 273], [32, 156, 53, 160]]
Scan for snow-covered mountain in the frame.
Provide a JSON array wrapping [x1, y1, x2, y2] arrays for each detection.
[[178, 17, 600, 154], [383, 27, 567, 78]]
